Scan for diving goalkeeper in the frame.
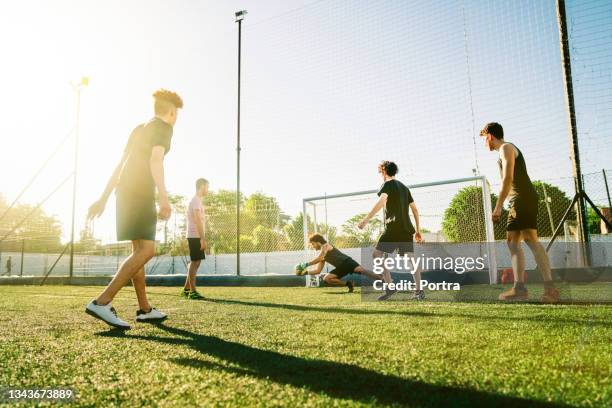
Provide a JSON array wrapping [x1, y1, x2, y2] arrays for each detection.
[[296, 234, 386, 293]]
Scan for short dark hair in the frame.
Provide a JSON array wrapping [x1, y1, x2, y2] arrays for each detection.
[[308, 233, 327, 245], [380, 160, 398, 177], [480, 122, 504, 139], [196, 178, 209, 190], [153, 89, 183, 115]]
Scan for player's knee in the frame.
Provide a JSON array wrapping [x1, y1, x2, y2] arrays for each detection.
[[506, 237, 520, 253], [522, 232, 537, 245], [323, 274, 335, 284], [138, 244, 155, 260]]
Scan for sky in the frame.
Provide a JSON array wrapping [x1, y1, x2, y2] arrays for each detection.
[[0, 0, 610, 243]]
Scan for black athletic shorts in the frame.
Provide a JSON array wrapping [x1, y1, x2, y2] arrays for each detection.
[[116, 192, 157, 241], [328, 258, 359, 279], [507, 195, 538, 231], [188, 238, 206, 261], [376, 228, 414, 255]]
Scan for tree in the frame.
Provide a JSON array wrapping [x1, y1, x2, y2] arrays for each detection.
[[442, 186, 507, 242], [243, 192, 283, 233], [252, 225, 286, 252], [0, 196, 63, 253], [532, 181, 573, 237], [339, 213, 382, 247], [203, 190, 246, 254], [283, 212, 312, 250]]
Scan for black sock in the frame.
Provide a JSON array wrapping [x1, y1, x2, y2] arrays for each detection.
[[514, 282, 526, 291]]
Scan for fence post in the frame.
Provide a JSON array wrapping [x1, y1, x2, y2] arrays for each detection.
[[20, 239, 25, 277], [603, 169, 612, 210], [481, 177, 497, 284]]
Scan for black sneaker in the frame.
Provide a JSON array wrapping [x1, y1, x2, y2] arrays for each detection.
[[346, 280, 354, 293], [412, 290, 425, 301], [377, 288, 396, 301]]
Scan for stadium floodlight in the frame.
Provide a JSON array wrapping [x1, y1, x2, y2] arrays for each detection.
[[235, 10, 246, 275], [235, 10, 247, 22], [68, 76, 89, 278]]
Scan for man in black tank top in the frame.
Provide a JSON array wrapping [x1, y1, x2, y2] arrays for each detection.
[[296, 234, 383, 293], [481, 122, 559, 303], [358, 161, 424, 301]]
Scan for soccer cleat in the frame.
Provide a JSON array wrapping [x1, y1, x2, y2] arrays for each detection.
[[135, 307, 167, 322], [498, 287, 529, 301], [85, 300, 131, 330], [412, 290, 425, 301], [377, 289, 396, 301], [188, 290, 205, 300], [180, 288, 191, 298], [346, 280, 354, 293], [541, 287, 560, 304]]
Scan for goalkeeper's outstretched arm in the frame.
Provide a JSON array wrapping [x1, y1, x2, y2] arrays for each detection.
[[303, 247, 327, 275]]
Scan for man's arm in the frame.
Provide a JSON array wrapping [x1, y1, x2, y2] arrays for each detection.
[[358, 194, 387, 229], [306, 248, 327, 275], [150, 146, 171, 220], [410, 202, 422, 242], [307, 247, 326, 266], [194, 207, 206, 250], [494, 144, 515, 221], [87, 151, 129, 219]]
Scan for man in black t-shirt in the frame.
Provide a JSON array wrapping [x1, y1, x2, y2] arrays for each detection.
[[359, 161, 423, 300], [84, 89, 183, 329]]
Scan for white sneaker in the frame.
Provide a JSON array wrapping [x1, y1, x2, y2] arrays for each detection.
[[85, 300, 131, 330], [135, 307, 167, 323]]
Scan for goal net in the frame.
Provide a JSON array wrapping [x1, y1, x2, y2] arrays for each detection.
[[302, 176, 498, 286]]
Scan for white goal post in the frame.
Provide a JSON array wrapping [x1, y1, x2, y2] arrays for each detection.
[[302, 175, 498, 286]]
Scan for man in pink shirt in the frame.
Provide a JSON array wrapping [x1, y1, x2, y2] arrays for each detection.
[[182, 178, 208, 299]]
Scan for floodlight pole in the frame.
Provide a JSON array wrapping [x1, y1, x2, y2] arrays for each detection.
[[235, 10, 247, 276], [69, 77, 88, 279]]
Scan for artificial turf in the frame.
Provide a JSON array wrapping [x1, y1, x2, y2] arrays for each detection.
[[0, 285, 610, 407]]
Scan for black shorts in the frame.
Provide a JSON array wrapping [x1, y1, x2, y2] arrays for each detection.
[[188, 238, 206, 261], [375, 228, 414, 255], [116, 192, 157, 241], [328, 258, 359, 279], [507, 196, 538, 231]]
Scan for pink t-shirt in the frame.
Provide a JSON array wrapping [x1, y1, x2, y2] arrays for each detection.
[[187, 196, 205, 238]]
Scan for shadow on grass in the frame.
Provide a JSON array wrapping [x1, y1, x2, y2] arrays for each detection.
[[97, 324, 565, 407], [204, 298, 612, 328]]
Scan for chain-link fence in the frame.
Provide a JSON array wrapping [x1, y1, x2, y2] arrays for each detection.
[[1, 1, 610, 279]]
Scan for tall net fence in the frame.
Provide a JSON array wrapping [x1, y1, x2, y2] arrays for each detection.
[[1, 0, 610, 279]]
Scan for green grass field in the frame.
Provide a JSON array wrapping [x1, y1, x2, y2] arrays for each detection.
[[0, 285, 610, 407]]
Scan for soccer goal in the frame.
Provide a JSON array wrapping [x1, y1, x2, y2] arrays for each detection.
[[302, 175, 498, 286]]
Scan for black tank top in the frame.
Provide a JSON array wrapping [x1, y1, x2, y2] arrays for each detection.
[[323, 247, 350, 267], [498, 144, 537, 202]]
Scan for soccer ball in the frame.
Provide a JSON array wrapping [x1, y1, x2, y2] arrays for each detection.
[[294, 263, 307, 276]]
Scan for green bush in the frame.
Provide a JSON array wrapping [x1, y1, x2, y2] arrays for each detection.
[[442, 186, 506, 242]]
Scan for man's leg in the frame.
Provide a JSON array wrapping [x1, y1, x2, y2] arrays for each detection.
[[323, 273, 346, 286], [372, 249, 392, 284], [185, 260, 201, 291], [522, 229, 559, 303], [96, 240, 155, 305], [499, 231, 528, 301], [354, 265, 383, 282], [507, 231, 525, 283], [521, 229, 552, 281], [131, 241, 151, 312]]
